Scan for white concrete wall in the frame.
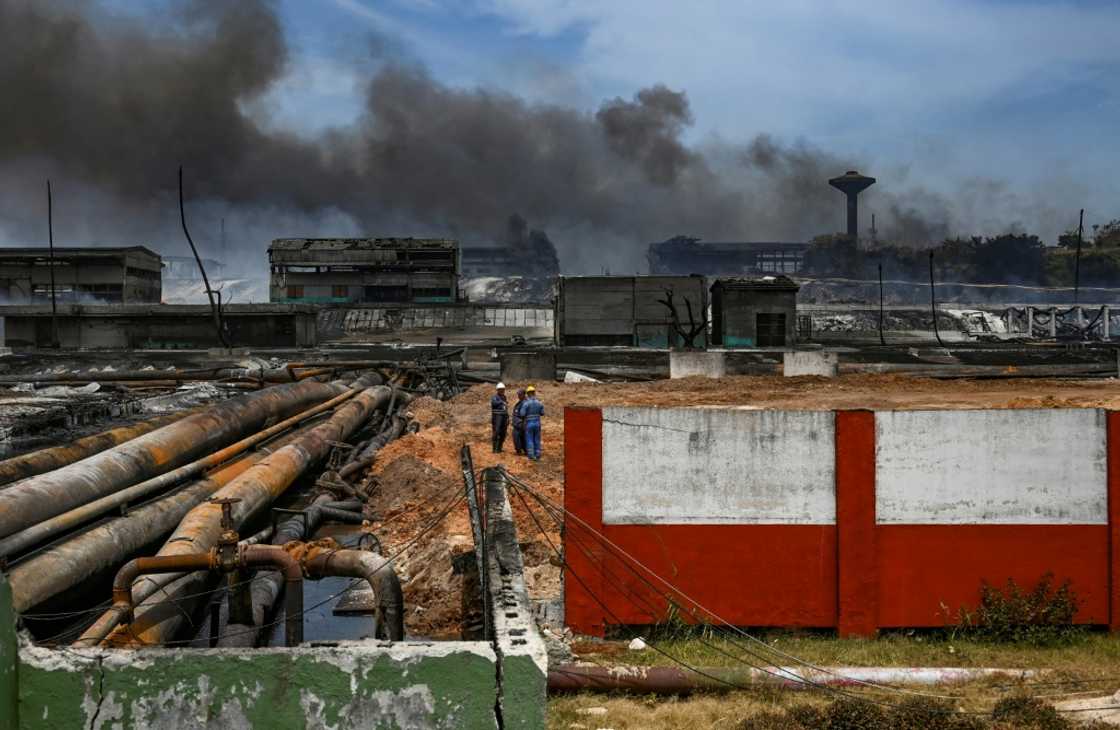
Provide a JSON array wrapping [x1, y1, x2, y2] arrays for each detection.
[[669, 351, 727, 379], [783, 351, 839, 377], [601, 407, 836, 524], [875, 409, 1107, 524]]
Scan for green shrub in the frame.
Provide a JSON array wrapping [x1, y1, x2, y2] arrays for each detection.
[[952, 573, 1083, 646]]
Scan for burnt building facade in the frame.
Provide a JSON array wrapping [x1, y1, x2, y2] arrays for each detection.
[[648, 236, 808, 276], [0, 246, 162, 304], [269, 238, 459, 305], [710, 276, 799, 348], [556, 275, 708, 348]]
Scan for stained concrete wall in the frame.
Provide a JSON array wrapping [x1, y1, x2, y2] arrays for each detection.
[[600, 407, 836, 524], [669, 351, 727, 379], [783, 351, 838, 377], [876, 409, 1107, 524], [18, 641, 498, 729], [483, 468, 548, 729], [320, 305, 553, 337]]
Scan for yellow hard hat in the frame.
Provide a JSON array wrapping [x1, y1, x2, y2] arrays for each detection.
[[526, 385, 536, 393]]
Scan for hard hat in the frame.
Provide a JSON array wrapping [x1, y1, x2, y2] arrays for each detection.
[[496, 382, 506, 390], [526, 385, 536, 393]]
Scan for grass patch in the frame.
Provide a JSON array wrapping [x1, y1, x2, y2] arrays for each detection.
[[598, 630, 1120, 674], [551, 633, 1120, 729]]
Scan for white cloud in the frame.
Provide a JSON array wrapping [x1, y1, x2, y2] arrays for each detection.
[[472, 0, 1120, 136]]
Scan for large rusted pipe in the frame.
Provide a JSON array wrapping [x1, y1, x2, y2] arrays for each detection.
[[108, 545, 303, 647], [94, 386, 392, 646], [217, 494, 342, 648], [0, 387, 362, 560], [304, 549, 404, 641], [7, 453, 261, 613], [0, 411, 190, 487], [0, 380, 346, 539]]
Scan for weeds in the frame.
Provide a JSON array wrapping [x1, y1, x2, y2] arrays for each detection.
[[990, 695, 1069, 729], [950, 573, 1083, 646]]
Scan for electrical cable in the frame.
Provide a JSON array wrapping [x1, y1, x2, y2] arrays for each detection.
[[504, 471, 1120, 714]]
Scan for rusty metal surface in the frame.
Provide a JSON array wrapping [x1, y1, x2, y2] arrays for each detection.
[[8, 453, 260, 613], [0, 380, 346, 539], [303, 548, 404, 641], [0, 411, 190, 487], [95, 385, 392, 646], [0, 386, 362, 561]]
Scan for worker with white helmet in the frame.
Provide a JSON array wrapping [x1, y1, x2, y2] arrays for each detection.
[[522, 385, 544, 461], [490, 382, 509, 453]]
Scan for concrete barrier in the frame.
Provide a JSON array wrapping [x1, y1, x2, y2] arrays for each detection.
[[564, 405, 1120, 637], [669, 350, 726, 379], [500, 352, 557, 383], [783, 351, 838, 377]]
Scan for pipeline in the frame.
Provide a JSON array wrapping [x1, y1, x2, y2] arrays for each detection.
[[338, 391, 412, 483], [546, 664, 1039, 694], [0, 379, 347, 540], [303, 549, 404, 641], [0, 386, 363, 560], [87, 385, 393, 646], [0, 411, 190, 487], [214, 491, 373, 646], [216, 493, 336, 648], [6, 409, 325, 613], [110, 544, 304, 647]]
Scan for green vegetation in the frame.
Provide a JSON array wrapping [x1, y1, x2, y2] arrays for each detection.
[[803, 224, 1120, 288], [949, 574, 1084, 647]]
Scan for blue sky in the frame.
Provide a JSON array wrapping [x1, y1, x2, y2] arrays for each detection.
[[255, 0, 1120, 234]]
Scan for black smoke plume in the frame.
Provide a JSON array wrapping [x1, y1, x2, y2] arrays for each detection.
[[0, 0, 1080, 276]]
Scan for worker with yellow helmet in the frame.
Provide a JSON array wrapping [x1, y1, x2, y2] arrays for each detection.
[[521, 385, 545, 461]]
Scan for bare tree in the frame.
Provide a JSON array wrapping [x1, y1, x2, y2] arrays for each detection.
[[657, 288, 708, 349]]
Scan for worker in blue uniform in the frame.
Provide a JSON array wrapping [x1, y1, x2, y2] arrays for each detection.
[[490, 383, 509, 453], [522, 385, 544, 461], [511, 388, 528, 456]]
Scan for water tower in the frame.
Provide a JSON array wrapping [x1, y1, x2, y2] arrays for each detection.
[[828, 170, 876, 239]]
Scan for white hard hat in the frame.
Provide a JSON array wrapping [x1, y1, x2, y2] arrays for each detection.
[[496, 382, 506, 390]]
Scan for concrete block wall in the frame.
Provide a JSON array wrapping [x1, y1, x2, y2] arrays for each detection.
[[564, 406, 1120, 637]]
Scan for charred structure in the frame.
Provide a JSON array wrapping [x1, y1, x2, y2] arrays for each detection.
[[269, 238, 459, 305], [0, 246, 161, 304], [647, 236, 808, 276]]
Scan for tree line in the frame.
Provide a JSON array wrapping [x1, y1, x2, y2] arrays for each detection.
[[803, 219, 1120, 287]]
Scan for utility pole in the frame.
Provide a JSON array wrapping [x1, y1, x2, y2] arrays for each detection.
[[878, 262, 886, 346], [1073, 208, 1084, 306], [929, 251, 944, 347], [46, 180, 59, 349]]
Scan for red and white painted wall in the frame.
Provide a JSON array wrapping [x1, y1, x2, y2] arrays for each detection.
[[563, 406, 1120, 637]]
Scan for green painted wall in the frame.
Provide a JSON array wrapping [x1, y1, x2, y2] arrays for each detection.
[[18, 642, 499, 729]]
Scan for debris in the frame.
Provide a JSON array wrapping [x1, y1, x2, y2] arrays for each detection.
[[628, 637, 648, 651], [564, 370, 601, 384]]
